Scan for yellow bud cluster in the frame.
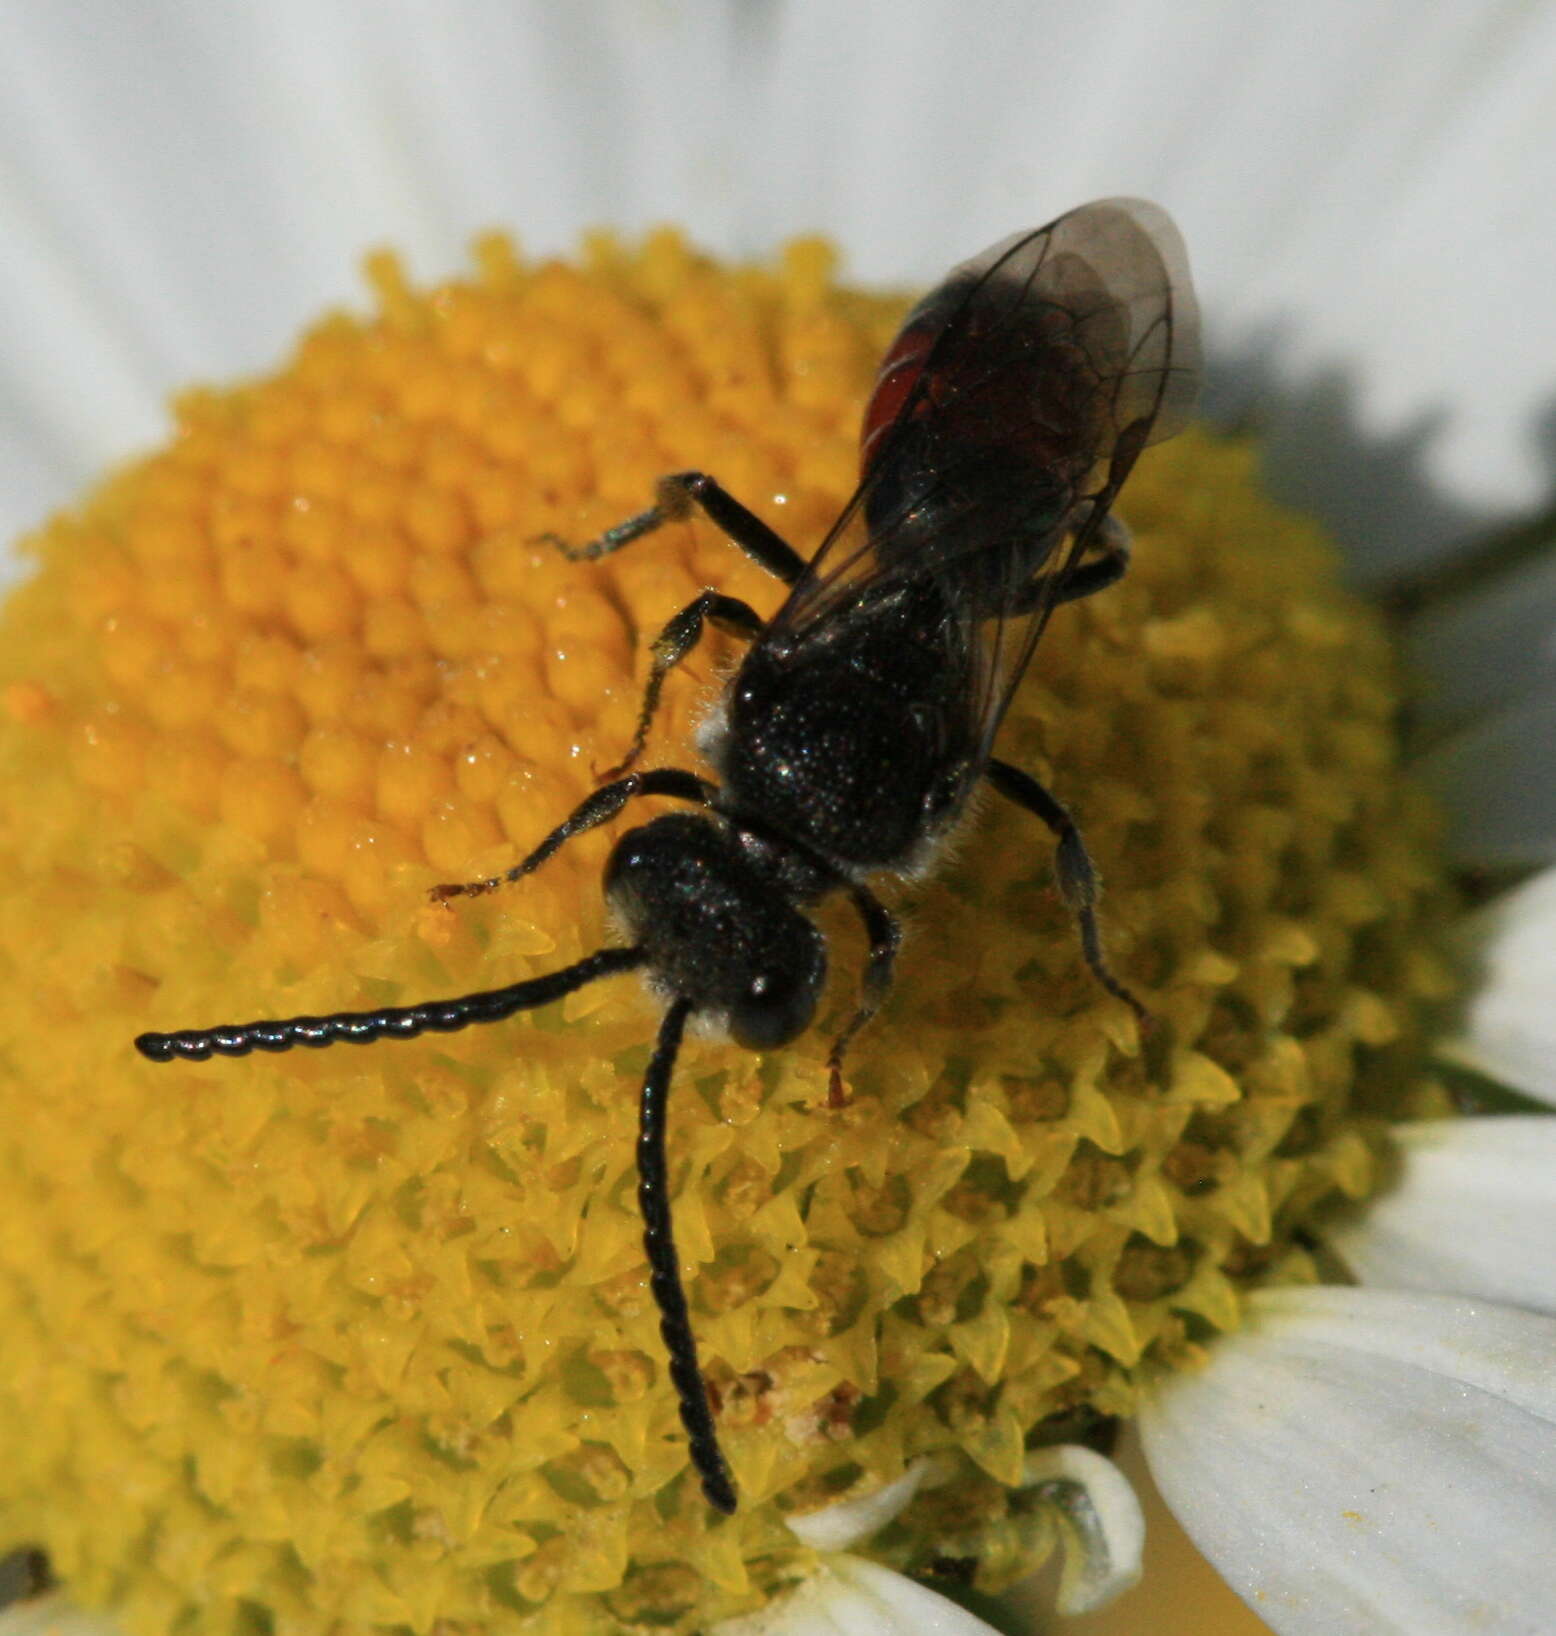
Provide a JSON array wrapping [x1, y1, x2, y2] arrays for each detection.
[[0, 230, 1453, 1634]]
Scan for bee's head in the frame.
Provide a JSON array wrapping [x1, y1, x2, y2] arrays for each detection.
[[605, 814, 826, 1050]]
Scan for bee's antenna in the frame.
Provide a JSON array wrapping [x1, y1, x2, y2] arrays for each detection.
[[133, 947, 645, 1064], [638, 996, 738, 1514]]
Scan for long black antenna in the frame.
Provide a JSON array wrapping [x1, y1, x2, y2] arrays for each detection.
[[133, 947, 645, 1063], [638, 997, 737, 1514]]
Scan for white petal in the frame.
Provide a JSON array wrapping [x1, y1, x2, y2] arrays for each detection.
[[1438, 869, 1556, 1103], [1140, 1286, 1556, 1636], [1020, 1445, 1144, 1615], [786, 1460, 934, 1552], [712, 1554, 1002, 1636], [1326, 1117, 1556, 1314], [0, 1598, 123, 1636]]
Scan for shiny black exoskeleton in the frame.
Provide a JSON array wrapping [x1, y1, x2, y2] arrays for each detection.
[[718, 577, 977, 871], [134, 199, 1202, 1515]]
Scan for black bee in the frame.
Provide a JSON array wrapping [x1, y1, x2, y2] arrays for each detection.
[[135, 199, 1202, 1515]]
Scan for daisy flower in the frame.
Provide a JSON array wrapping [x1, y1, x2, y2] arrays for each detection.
[[1, 8, 1554, 1636]]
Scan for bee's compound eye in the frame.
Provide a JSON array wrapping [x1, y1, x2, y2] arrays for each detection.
[[730, 965, 819, 1052], [729, 918, 826, 1053]]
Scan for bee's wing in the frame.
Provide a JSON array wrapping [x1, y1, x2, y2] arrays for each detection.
[[765, 198, 1200, 754], [967, 199, 1201, 760]]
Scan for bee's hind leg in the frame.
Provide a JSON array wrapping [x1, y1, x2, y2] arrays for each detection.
[[984, 758, 1150, 1028], [1009, 510, 1133, 615]]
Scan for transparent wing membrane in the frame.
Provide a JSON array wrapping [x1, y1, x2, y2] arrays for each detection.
[[769, 197, 1201, 763]]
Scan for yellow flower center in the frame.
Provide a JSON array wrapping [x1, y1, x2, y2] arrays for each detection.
[[0, 230, 1454, 1633]]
